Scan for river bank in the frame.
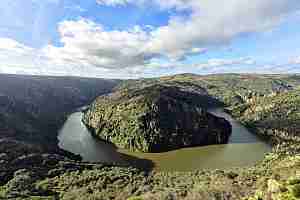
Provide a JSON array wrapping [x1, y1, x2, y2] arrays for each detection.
[[58, 108, 271, 171]]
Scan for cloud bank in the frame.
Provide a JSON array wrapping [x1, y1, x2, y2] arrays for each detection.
[[1, 0, 300, 78], [45, 0, 300, 69]]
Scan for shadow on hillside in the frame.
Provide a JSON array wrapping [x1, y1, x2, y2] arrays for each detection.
[[119, 152, 155, 171], [100, 139, 155, 171], [71, 134, 155, 171]]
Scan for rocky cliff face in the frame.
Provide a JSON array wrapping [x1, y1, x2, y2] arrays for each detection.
[[83, 84, 232, 152]]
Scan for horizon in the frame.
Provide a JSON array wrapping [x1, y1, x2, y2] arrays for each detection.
[[0, 0, 300, 78], [1, 71, 300, 81]]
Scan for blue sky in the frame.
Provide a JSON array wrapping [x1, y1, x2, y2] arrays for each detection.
[[0, 0, 300, 78]]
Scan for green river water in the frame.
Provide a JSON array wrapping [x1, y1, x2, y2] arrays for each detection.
[[58, 108, 271, 171]]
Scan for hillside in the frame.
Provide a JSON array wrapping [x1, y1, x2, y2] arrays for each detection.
[[117, 74, 299, 106], [230, 87, 300, 154], [0, 74, 119, 153], [83, 84, 231, 152], [0, 73, 300, 200]]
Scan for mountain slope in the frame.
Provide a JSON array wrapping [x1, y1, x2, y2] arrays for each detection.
[[0, 74, 120, 153]]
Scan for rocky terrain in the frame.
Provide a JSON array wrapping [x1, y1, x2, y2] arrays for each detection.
[[83, 84, 232, 152], [0, 73, 300, 200]]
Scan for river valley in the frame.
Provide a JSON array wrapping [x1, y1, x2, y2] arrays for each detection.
[[58, 108, 271, 171]]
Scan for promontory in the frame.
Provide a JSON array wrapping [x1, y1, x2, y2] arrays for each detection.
[[83, 84, 232, 152]]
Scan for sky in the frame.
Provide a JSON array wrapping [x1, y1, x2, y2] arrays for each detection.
[[0, 0, 300, 78]]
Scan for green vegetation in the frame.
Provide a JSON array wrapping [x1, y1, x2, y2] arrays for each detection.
[[0, 186, 6, 199], [247, 156, 300, 200], [83, 84, 231, 152], [0, 74, 119, 158], [1, 73, 300, 199], [230, 88, 300, 154], [116, 74, 298, 107], [1, 154, 299, 200]]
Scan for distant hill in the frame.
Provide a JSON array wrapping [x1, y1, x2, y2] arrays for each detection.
[[117, 73, 300, 106]]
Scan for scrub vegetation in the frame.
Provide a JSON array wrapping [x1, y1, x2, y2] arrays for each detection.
[[0, 73, 300, 199]]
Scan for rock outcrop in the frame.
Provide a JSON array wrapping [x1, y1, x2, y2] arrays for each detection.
[[83, 84, 232, 152]]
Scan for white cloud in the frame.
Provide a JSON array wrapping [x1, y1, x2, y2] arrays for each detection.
[[31, 0, 60, 4], [65, 5, 87, 12], [42, 19, 154, 69], [41, 18, 208, 69], [0, 37, 129, 78], [289, 56, 300, 64], [0, 38, 33, 54], [96, 0, 132, 6], [145, 57, 257, 70], [44, 0, 300, 70], [149, 0, 300, 59], [96, 0, 300, 61], [197, 58, 257, 69], [0, 36, 153, 78], [96, 0, 192, 10], [1, 0, 300, 78], [0, 36, 299, 78]]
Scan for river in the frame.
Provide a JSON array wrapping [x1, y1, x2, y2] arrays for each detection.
[[58, 108, 271, 171]]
